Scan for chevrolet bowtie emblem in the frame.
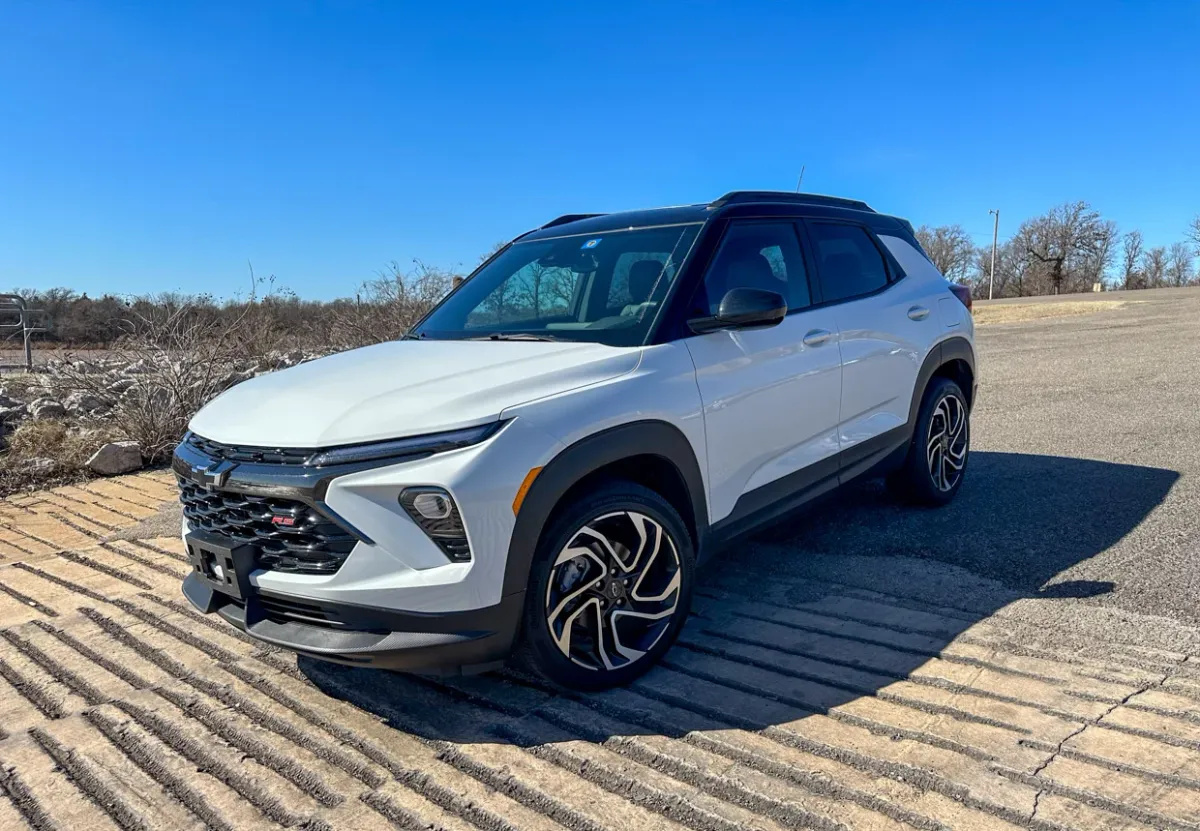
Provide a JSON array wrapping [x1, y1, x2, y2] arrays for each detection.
[[190, 460, 237, 490]]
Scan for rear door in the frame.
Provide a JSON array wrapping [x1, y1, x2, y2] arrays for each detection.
[[683, 220, 843, 525], [803, 220, 940, 472]]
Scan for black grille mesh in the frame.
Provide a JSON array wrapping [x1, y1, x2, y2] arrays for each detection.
[[178, 477, 356, 574]]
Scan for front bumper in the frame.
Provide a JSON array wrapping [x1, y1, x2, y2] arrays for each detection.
[[183, 570, 523, 674]]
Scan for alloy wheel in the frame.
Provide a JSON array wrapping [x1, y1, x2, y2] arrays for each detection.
[[544, 511, 682, 671], [926, 393, 968, 492]]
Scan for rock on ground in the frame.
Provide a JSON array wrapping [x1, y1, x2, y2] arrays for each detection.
[[86, 441, 143, 475], [29, 398, 66, 420], [64, 391, 109, 416]]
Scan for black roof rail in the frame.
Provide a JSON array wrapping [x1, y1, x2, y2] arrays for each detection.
[[540, 213, 607, 230], [709, 191, 874, 212]]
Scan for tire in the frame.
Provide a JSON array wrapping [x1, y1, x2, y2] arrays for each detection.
[[887, 377, 970, 506], [513, 481, 695, 690]]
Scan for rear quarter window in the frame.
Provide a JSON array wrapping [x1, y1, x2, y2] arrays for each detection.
[[878, 233, 943, 280], [808, 222, 890, 303]]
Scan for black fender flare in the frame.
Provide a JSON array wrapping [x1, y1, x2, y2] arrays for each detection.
[[907, 336, 976, 428], [501, 420, 708, 598]]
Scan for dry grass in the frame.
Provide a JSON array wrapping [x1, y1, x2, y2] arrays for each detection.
[[973, 299, 1125, 325], [0, 419, 123, 496]]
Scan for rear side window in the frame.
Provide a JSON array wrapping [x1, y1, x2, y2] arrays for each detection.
[[808, 222, 890, 303], [699, 221, 811, 315]]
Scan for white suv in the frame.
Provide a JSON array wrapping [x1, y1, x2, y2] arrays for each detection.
[[175, 191, 976, 690]]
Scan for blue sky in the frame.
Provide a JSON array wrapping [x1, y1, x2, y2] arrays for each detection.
[[2, 1, 1198, 299]]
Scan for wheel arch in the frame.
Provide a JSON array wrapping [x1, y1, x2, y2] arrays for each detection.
[[501, 420, 708, 598], [908, 336, 976, 429]]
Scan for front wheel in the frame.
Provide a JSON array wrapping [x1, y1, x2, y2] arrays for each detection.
[[888, 377, 970, 506], [514, 482, 694, 690]]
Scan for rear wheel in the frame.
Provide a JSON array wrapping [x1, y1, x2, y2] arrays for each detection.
[[888, 377, 970, 505], [514, 482, 694, 690]]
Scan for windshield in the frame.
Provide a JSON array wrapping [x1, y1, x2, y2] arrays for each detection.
[[413, 223, 702, 346]]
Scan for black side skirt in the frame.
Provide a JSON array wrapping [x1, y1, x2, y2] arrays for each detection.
[[708, 424, 911, 547]]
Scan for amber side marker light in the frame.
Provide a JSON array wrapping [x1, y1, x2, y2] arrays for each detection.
[[513, 467, 543, 515]]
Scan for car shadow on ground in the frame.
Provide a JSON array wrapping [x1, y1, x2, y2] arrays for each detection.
[[302, 451, 1179, 747]]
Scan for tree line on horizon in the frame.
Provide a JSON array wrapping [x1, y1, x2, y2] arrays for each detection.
[[915, 205, 1200, 298], [7, 206, 1200, 347]]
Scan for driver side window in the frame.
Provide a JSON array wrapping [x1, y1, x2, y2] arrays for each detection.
[[700, 222, 810, 315]]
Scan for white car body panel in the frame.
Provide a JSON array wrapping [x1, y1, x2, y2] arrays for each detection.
[[684, 307, 843, 523], [189, 339, 639, 447], [502, 342, 707, 481], [829, 274, 938, 450]]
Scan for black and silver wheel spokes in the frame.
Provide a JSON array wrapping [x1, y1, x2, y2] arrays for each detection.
[[926, 393, 968, 492], [544, 511, 681, 671]]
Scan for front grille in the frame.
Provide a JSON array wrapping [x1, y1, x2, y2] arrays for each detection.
[[178, 477, 356, 574], [186, 433, 315, 466]]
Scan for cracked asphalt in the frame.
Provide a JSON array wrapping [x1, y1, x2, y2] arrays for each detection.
[[1, 287, 1200, 830]]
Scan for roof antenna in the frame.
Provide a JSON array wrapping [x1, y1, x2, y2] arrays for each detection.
[[795, 165, 806, 192]]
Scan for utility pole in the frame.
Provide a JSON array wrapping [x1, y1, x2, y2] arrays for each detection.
[[988, 209, 1000, 300], [795, 165, 805, 192]]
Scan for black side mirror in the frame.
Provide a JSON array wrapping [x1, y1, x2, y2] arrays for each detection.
[[687, 288, 788, 335]]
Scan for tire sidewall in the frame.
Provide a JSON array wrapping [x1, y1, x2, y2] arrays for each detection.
[[518, 482, 695, 690]]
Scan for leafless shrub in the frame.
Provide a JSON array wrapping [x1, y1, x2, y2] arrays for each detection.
[[42, 300, 277, 462], [328, 260, 453, 349]]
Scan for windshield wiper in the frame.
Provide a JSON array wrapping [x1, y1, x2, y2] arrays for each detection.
[[472, 333, 566, 342]]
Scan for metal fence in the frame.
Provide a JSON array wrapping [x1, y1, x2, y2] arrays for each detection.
[[0, 294, 50, 372]]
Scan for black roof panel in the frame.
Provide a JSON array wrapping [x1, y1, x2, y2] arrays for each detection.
[[518, 191, 891, 242], [519, 205, 711, 241], [709, 190, 874, 212]]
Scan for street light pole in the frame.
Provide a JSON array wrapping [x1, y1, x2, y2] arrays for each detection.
[[988, 209, 1000, 301]]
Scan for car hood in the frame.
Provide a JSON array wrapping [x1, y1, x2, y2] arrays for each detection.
[[189, 339, 640, 447]]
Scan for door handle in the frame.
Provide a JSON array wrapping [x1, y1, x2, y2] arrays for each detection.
[[907, 305, 931, 321], [802, 329, 832, 347]]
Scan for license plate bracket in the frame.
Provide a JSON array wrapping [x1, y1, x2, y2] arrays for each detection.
[[185, 530, 256, 600]]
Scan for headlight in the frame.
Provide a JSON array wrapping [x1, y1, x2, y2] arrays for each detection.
[[307, 422, 503, 468], [400, 487, 471, 562]]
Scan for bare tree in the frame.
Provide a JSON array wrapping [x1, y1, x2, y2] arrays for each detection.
[[1167, 242, 1195, 287], [1082, 220, 1118, 288], [1021, 201, 1110, 295], [914, 224, 975, 283], [329, 260, 455, 348], [480, 241, 508, 264], [972, 237, 1031, 299], [1121, 230, 1144, 290], [1189, 216, 1200, 248], [1143, 246, 1168, 288]]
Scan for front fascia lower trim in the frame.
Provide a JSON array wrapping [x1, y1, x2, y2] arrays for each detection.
[[183, 572, 523, 674]]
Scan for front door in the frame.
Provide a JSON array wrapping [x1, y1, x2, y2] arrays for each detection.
[[683, 220, 843, 525]]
